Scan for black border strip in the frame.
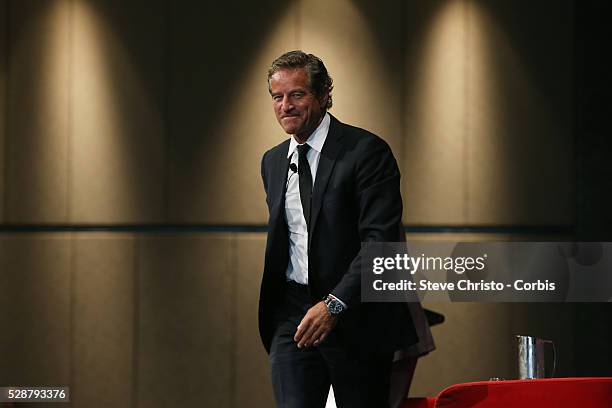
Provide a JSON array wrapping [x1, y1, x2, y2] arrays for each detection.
[[404, 225, 574, 234], [0, 224, 574, 234]]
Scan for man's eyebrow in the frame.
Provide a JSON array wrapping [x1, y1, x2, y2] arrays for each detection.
[[271, 88, 307, 96]]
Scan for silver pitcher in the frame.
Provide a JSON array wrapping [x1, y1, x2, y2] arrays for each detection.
[[516, 335, 556, 379]]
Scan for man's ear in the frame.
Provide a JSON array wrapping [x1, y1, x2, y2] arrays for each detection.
[[319, 92, 329, 107]]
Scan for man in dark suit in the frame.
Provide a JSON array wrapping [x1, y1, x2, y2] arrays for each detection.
[[260, 50, 433, 408]]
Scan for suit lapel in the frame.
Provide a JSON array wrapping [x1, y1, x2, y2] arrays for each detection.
[[269, 140, 291, 225], [309, 115, 343, 249]]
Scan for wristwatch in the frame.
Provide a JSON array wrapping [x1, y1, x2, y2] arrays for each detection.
[[324, 295, 345, 315]]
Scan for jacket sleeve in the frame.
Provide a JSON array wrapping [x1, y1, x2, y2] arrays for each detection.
[[261, 150, 270, 201], [330, 136, 403, 307]]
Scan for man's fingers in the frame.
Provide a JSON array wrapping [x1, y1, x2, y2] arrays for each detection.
[[313, 334, 327, 346], [295, 302, 337, 347], [298, 322, 319, 348], [302, 317, 332, 347], [312, 327, 328, 346], [294, 319, 310, 343]]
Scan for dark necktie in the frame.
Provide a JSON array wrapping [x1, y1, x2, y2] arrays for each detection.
[[297, 144, 313, 230]]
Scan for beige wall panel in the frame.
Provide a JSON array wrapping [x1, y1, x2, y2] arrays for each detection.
[[166, 3, 296, 224], [234, 234, 274, 407], [0, 1, 6, 222], [6, 0, 70, 222], [299, 0, 404, 158], [72, 233, 135, 408], [403, 0, 466, 225], [0, 234, 71, 388], [466, 0, 573, 224], [411, 302, 515, 397], [137, 235, 233, 407], [71, 0, 165, 223]]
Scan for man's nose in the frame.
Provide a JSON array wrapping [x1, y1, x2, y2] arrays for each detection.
[[281, 95, 294, 112]]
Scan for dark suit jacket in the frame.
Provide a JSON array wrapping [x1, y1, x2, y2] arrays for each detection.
[[259, 114, 434, 357]]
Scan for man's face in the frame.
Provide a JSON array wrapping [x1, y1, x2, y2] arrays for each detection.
[[269, 68, 327, 142]]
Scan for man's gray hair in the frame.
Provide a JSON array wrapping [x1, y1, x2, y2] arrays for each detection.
[[267, 50, 333, 110]]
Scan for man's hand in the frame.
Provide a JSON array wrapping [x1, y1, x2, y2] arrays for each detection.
[[294, 301, 338, 348]]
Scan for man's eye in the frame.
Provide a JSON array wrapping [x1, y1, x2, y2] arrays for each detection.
[[272, 95, 282, 101], [291, 93, 304, 98]]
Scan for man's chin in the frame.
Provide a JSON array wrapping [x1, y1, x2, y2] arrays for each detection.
[[279, 124, 298, 135], [279, 117, 303, 132]]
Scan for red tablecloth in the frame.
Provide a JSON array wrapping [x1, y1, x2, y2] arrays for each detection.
[[403, 377, 612, 408], [435, 378, 612, 408]]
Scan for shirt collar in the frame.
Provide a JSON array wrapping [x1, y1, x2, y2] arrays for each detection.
[[286, 112, 330, 158]]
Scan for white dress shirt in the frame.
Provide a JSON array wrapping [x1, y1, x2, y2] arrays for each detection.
[[285, 113, 330, 285], [284, 113, 347, 309]]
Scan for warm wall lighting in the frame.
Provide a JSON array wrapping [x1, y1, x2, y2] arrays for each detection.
[[70, 0, 164, 223]]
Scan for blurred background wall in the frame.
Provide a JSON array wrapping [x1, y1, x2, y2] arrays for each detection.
[[0, 0, 611, 407]]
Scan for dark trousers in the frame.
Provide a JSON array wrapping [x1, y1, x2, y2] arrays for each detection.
[[269, 282, 394, 408]]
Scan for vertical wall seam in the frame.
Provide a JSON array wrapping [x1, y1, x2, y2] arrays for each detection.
[[132, 234, 140, 408], [68, 232, 76, 403], [66, 0, 74, 223], [229, 233, 237, 408], [3, 0, 11, 222], [462, 0, 470, 223], [162, 0, 170, 223], [569, 0, 576, 227], [295, 0, 301, 49], [399, 0, 407, 214]]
